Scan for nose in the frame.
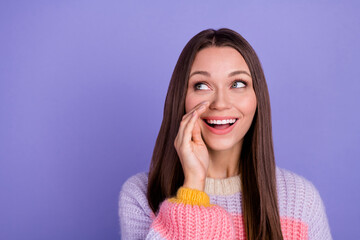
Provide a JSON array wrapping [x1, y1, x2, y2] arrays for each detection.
[[208, 90, 231, 111]]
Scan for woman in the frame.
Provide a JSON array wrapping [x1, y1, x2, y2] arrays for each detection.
[[119, 28, 332, 239]]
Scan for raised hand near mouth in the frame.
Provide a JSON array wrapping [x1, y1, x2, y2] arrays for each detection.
[[174, 101, 210, 191]]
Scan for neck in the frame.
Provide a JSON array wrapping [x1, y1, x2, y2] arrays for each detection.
[[206, 140, 242, 179]]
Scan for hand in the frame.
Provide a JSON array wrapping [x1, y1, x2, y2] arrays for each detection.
[[174, 101, 210, 191]]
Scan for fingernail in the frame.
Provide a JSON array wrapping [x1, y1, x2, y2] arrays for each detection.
[[201, 101, 209, 105], [199, 105, 205, 110]]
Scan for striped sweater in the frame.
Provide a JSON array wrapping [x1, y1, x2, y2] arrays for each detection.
[[119, 167, 332, 239]]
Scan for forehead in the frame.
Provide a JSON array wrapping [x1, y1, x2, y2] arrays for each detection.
[[190, 46, 250, 73]]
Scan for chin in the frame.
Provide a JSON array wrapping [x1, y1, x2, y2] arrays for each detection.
[[203, 138, 239, 152]]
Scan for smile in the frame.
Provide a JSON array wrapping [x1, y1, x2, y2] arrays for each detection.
[[201, 117, 239, 135]]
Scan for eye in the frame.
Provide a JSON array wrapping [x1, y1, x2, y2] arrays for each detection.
[[232, 80, 247, 88], [194, 82, 210, 90]]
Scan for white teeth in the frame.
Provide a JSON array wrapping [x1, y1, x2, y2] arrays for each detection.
[[206, 119, 237, 125]]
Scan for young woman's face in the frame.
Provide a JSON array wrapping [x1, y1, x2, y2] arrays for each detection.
[[185, 46, 257, 151]]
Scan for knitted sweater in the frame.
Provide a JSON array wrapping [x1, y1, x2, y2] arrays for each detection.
[[118, 167, 332, 239]]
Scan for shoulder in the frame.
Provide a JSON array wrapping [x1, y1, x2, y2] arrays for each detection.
[[119, 173, 156, 239], [120, 172, 149, 194], [275, 168, 332, 238], [276, 166, 318, 194], [119, 172, 153, 218], [275, 167, 326, 222]]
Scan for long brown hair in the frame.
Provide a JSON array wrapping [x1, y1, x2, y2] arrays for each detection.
[[147, 28, 283, 240]]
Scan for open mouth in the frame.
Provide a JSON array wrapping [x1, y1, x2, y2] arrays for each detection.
[[202, 118, 238, 130]]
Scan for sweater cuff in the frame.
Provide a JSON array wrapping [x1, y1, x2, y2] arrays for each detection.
[[168, 187, 211, 207]]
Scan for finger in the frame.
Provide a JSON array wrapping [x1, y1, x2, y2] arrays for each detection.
[[182, 101, 209, 120], [177, 113, 193, 146], [176, 115, 192, 147], [190, 104, 208, 144], [177, 101, 209, 145], [192, 117, 204, 144], [183, 110, 199, 144]]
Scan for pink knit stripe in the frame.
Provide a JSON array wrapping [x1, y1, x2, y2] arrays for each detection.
[[230, 214, 308, 240], [280, 217, 308, 240], [151, 200, 235, 239], [230, 214, 246, 240], [152, 202, 309, 240]]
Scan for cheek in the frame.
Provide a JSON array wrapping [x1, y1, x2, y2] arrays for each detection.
[[235, 94, 257, 115], [185, 93, 204, 113]]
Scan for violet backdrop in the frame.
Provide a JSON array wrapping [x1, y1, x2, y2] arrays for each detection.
[[0, 0, 359, 239]]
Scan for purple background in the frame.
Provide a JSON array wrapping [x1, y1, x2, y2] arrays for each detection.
[[1, 1, 359, 239]]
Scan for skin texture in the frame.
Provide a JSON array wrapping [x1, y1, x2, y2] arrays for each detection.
[[174, 46, 257, 191]]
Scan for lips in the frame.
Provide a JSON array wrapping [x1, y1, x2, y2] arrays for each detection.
[[202, 119, 238, 127], [201, 117, 239, 135], [201, 116, 238, 121]]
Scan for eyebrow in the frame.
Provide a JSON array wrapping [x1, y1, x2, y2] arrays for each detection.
[[189, 70, 251, 78]]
